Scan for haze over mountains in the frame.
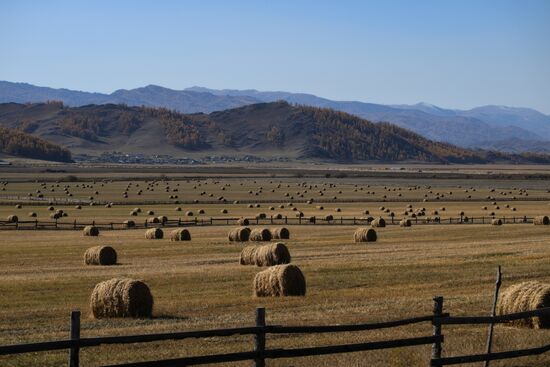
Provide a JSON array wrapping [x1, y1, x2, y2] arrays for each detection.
[[1, 80, 550, 153]]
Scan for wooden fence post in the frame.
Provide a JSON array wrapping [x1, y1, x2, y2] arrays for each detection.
[[484, 266, 502, 367], [430, 296, 443, 366], [69, 310, 80, 367], [254, 307, 266, 367]]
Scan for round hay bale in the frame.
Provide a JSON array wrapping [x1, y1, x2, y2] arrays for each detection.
[[496, 281, 550, 328], [175, 207, 182, 212], [124, 220, 135, 228], [240, 242, 291, 266], [399, 219, 412, 227], [354, 228, 377, 242], [221, 209, 228, 214], [28, 212, 37, 218], [130, 210, 138, 216], [250, 228, 272, 241], [170, 228, 191, 241], [237, 217, 249, 226], [83, 225, 99, 236], [491, 218, 503, 226], [145, 228, 163, 239], [147, 217, 160, 224], [15, 204, 22, 209], [228, 227, 251, 241], [147, 210, 154, 215], [325, 214, 334, 222], [533, 215, 549, 225], [256, 213, 267, 219], [90, 278, 153, 318], [371, 217, 386, 228], [7, 215, 18, 223], [157, 216, 168, 224], [271, 227, 290, 240], [84, 246, 117, 265], [75, 205, 82, 209], [253, 264, 306, 297]]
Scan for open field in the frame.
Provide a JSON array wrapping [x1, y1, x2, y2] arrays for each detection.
[[1, 167, 549, 366]]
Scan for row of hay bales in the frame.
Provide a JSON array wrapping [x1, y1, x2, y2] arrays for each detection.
[[228, 227, 290, 242]]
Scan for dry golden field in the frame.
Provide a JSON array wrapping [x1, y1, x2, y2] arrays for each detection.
[[1, 167, 549, 366]]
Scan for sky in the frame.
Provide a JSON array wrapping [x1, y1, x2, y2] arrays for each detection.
[[1, 0, 549, 113]]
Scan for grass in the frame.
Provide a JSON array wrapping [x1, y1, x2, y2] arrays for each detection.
[[0, 175, 549, 366]]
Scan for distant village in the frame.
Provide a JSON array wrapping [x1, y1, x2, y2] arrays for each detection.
[[74, 151, 290, 164]]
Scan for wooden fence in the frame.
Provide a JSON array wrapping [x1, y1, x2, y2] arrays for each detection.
[[0, 215, 536, 231], [0, 300, 549, 366]]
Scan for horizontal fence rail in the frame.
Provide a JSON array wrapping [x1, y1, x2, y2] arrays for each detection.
[[0, 214, 537, 231]]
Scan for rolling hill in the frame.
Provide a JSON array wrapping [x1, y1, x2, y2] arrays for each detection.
[[2, 81, 549, 151], [0, 101, 548, 164]]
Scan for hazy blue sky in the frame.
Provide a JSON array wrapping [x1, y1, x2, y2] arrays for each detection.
[[1, 0, 549, 113]]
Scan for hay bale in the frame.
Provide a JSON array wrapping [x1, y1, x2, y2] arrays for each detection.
[[15, 204, 22, 209], [237, 218, 250, 226], [271, 227, 290, 239], [353, 228, 377, 242], [84, 246, 117, 265], [533, 215, 549, 225], [491, 218, 503, 226], [170, 228, 191, 241], [254, 264, 305, 296], [147, 217, 160, 224], [250, 228, 272, 241], [371, 217, 386, 228], [496, 281, 550, 328], [240, 242, 291, 266], [228, 227, 251, 241], [83, 225, 99, 236], [124, 220, 135, 228], [400, 219, 412, 227], [145, 228, 163, 239], [90, 278, 153, 318], [157, 215, 168, 224], [7, 215, 18, 223], [28, 212, 37, 218]]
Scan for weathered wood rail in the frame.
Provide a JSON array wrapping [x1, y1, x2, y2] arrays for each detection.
[[0, 215, 536, 231], [1, 302, 549, 366]]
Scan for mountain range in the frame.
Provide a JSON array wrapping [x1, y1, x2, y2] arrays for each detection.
[[2, 101, 549, 164], [1, 80, 549, 153]]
